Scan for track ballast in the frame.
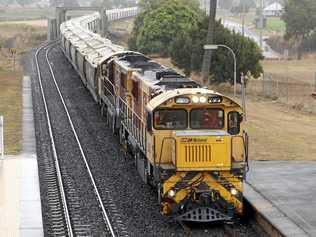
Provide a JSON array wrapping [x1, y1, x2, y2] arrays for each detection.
[[33, 42, 124, 237]]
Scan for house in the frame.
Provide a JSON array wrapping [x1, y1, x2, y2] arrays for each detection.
[[263, 2, 284, 17]]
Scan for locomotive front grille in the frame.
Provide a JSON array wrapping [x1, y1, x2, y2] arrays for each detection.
[[184, 145, 212, 163]]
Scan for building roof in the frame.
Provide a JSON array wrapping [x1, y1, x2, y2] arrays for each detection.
[[264, 2, 283, 11]]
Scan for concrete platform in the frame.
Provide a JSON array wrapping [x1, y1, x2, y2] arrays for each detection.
[[245, 160, 316, 237], [0, 76, 43, 237]]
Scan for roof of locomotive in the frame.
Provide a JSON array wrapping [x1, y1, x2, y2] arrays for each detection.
[[114, 53, 200, 90], [146, 88, 242, 111]]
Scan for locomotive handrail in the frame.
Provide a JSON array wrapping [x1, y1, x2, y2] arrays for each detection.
[[103, 77, 116, 98], [103, 86, 116, 108], [118, 96, 145, 124], [155, 137, 177, 183], [231, 134, 249, 172], [118, 97, 146, 151]]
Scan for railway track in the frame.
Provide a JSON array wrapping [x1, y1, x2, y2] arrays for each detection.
[[34, 41, 120, 237], [31, 41, 267, 236]]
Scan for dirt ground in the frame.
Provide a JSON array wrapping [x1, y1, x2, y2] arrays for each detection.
[[246, 98, 316, 160], [262, 57, 316, 84]]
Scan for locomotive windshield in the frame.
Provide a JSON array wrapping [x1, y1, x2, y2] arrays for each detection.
[[154, 108, 225, 130], [154, 109, 187, 130], [190, 109, 224, 129]]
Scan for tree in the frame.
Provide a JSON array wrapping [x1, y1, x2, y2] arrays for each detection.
[[128, 0, 200, 50], [129, 0, 200, 54], [282, 0, 316, 59], [170, 18, 263, 84], [129, 0, 263, 84], [138, 0, 199, 12]]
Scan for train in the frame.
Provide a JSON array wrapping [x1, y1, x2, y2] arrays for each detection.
[[60, 7, 249, 223]]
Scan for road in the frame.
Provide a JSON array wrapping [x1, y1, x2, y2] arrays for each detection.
[[223, 20, 280, 59]]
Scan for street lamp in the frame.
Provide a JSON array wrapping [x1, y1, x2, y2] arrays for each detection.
[[204, 44, 237, 97]]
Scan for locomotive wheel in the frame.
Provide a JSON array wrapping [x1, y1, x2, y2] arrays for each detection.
[[111, 115, 116, 135], [119, 125, 124, 145], [135, 151, 149, 184], [119, 126, 128, 158], [101, 104, 109, 127], [119, 125, 127, 147], [107, 110, 112, 130]]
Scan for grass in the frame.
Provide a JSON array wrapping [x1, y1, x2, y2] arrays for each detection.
[[0, 8, 52, 22], [0, 71, 22, 154], [0, 23, 47, 155], [223, 12, 286, 36], [0, 20, 47, 27], [266, 17, 286, 33]]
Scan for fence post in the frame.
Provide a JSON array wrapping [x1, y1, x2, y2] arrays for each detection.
[[286, 76, 289, 103], [0, 116, 4, 160], [262, 72, 265, 96], [314, 72, 316, 92], [276, 79, 279, 98]]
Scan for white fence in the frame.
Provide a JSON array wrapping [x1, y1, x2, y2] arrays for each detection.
[[0, 116, 3, 159]]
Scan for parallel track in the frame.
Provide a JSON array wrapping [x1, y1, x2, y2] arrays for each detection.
[[35, 41, 118, 237]]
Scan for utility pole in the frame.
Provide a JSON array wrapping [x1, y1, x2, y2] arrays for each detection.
[[259, 0, 264, 48], [201, 0, 217, 87], [242, 0, 245, 37]]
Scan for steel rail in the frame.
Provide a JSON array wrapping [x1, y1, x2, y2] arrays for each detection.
[[45, 45, 117, 237], [35, 41, 74, 237]]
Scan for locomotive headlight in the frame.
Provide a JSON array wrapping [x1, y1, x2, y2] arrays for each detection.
[[230, 188, 238, 196], [199, 96, 207, 103], [192, 96, 199, 103], [175, 97, 190, 104], [168, 189, 176, 198], [209, 96, 223, 104]]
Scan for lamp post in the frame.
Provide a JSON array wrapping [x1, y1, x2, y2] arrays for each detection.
[[204, 44, 237, 97]]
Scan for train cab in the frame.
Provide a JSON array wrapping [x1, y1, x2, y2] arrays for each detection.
[[145, 88, 248, 222]]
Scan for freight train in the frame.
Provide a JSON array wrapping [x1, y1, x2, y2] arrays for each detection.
[[60, 7, 249, 222]]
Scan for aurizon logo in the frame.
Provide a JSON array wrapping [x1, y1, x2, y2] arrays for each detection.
[[180, 138, 208, 143]]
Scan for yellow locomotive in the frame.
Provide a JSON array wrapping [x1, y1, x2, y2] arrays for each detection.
[[61, 13, 248, 222], [100, 53, 248, 222]]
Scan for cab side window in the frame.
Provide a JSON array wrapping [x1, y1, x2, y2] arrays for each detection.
[[101, 64, 107, 76], [228, 112, 241, 135]]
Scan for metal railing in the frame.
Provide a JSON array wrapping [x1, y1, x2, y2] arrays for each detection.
[[118, 97, 146, 152]]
